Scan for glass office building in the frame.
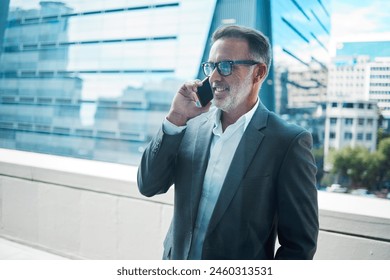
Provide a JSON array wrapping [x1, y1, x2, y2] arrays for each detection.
[[0, 0, 330, 165]]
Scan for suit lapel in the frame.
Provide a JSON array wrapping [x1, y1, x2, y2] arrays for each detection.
[[206, 105, 269, 234], [190, 113, 214, 228]]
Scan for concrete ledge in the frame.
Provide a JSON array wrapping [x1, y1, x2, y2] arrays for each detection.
[[316, 230, 390, 260], [0, 148, 173, 259], [319, 209, 390, 242], [1, 149, 390, 259], [318, 190, 390, 219], [0, 148, 173, 205]]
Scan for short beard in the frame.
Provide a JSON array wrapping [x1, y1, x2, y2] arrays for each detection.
[[215, 71, 254, 113]]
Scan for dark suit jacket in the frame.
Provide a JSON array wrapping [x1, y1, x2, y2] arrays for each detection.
[[137, 102, 318, 259]]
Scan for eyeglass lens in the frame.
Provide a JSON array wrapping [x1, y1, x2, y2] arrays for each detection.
[[203, 62, 232, 76]]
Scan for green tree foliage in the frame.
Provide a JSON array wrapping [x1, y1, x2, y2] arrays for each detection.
[[377, 127, 390, 145], [332, 147, 373, 189], [376, 138, 390, 189], [331, 140, 390, 191]]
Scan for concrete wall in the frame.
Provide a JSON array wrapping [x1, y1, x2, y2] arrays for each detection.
[[0, 148, 389, 259], [316, 210, 390, 259], [0, 148, 173, 259]]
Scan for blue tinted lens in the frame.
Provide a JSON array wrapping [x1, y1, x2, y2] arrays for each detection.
[[203, 63, 214, 76], [218, 61, 232, 75]]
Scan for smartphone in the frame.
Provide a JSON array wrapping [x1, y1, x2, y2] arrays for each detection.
[[196, 77, 213, 107]]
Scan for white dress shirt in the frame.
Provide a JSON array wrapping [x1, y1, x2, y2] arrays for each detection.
[[163, 99, 259, 259]]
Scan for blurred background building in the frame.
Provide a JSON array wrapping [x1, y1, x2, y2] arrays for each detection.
[[327, 41, 390, 131], [323, 100, 379, 170], [1, 0, 389, 261], [0, 0, 330, 165]]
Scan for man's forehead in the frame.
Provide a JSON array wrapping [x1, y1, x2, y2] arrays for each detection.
[[209, 38, 250, 60]]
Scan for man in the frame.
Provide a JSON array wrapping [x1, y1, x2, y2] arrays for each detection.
[[137, 25, 318, 260]]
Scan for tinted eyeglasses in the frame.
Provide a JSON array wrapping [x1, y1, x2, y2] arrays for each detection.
[[202, 60, 259, 77]]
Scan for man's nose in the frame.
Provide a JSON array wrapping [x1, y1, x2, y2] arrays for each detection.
[[209, 67, 222, 84]]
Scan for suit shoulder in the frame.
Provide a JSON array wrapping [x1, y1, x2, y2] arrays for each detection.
[[266, 111, 309, 138]]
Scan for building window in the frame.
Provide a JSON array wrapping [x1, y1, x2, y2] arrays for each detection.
[[345, 118, 353, 125], [331, 102, 338, 108], [358, 118, 365, 125], [367, 119, 373, 126], [330, 118, 337, 125], [330, 132, 336, 139], [342, 102, 354, 108], [366, 133, 372, 141], [357, 133, 364, 140], [344, 132, 353, 140]]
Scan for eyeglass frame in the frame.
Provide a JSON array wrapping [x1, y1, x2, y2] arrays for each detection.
[[201, 60, 260, 77]]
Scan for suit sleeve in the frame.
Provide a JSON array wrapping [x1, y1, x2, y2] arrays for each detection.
[[274, 130, 319, 259], [137, 126, 185, 197]]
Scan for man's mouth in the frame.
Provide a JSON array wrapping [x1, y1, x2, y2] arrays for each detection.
[[213, 85, 229, 94]]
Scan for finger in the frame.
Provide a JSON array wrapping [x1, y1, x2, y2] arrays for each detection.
[[180, 81, 198, 97], [190, 80, 202, 93], [192, 92, 201, 107], [194, 79, 203, 88]]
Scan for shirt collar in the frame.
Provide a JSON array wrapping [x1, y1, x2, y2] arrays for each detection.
[[213, 98, 260, 133]]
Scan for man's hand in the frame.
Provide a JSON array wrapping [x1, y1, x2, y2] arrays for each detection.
[[166, 80, 212, 126]]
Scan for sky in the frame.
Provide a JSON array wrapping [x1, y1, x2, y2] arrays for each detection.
[[330, 0, 390, 55]]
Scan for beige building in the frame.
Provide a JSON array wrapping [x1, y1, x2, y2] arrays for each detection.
[[327, 55, 390, 130], [323, 100, 379, 170]]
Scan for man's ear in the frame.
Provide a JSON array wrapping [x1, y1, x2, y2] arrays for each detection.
[[253, 63, 267, 84]]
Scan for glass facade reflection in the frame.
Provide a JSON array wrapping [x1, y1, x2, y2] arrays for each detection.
[[271, 0, 330, 114], [0, 0, 330, 165]]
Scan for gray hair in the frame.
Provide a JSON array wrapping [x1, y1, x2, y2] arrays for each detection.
[[212, 25, 272, 73]]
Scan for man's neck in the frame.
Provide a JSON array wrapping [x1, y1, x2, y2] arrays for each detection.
[[220, 99, 258, 132], [220, 112, 240, 132]]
